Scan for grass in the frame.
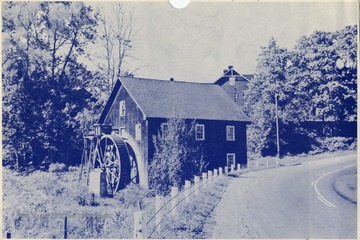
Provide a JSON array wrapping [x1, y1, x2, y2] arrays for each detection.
[[148, 177, 230, 239], [333, 167, 357, 204], [2, 167, 154, 238], [247, 149, 357, 170], [3, 166, 230, 239]]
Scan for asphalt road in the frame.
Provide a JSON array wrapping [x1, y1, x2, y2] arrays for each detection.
[[205, 153, 357, 239]]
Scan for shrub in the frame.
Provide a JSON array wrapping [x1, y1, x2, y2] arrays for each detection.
[[48, 163, 67, 173], [315, 137, 356, 152], [149, 118, 205, 195]]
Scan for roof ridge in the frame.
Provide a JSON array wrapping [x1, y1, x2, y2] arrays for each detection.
[[237, 73, 251, 82], [120, 76, 213, 85]]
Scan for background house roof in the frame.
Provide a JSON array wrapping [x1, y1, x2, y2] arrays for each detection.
[[99, 77, 250, 123], [214, 67, 254, 86]]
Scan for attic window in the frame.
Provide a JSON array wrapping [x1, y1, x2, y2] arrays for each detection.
[[195, 124, 205, 140], [229, 76, 236, 86], [120, 101, 126, 117]]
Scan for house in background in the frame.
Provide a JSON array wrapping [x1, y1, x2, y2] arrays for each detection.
[[214, 66, 253, 113], [215, 66, 356, 154], [98, 77, 250, 187]]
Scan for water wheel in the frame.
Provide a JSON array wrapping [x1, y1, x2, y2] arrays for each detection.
[[127, 143, 139, 184], [93, 135, 138, 195]]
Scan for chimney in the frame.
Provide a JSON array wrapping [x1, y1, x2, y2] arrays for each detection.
[[228, 66, 233, 70], [170, 78, 174, 81]]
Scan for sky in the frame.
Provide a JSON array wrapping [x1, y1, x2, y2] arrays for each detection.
[[95, 1, 358, 83]]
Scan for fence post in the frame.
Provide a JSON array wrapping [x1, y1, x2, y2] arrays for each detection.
[[219, 167, 223, 177], [64, 216, 68, 239], [171, 187, 178, 216], [202, 172, 207, 187], [134, 211, 147, 239], [214, 168, 218, 177], [184, 180, 191, 203], [194, 176, 200, 194], [231, 164, 235, 173], [225, 166, 228, 176], [155, 195, 164, 232], [208, 170, 212, 181]]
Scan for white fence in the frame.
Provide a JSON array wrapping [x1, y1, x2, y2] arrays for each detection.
[[134, 165, 240, 239]]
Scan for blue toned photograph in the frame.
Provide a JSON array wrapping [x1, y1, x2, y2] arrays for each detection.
[[2, 1, 357, 239]]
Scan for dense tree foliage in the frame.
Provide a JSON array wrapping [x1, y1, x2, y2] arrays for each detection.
[[2, 2, 99, 169], [2, 2, 140, 170], [245, 38, 290, 156], [245, 26, 357, 156]]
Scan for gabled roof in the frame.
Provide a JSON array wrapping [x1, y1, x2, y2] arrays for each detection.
[[98, 77, 250, 123], [214, 68, 254, 86]]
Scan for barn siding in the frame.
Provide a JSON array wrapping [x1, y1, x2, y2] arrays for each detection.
[[199, 119, 247, 170], [103, 85, 149, 187], [147, 117, 248, 172]]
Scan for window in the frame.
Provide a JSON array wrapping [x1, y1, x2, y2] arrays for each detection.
[[161, 123, 170, 139], [119, 101, 126, 117], [161, 123, 169, 134], [195, 124, 205, 140], [227, 153, 236, 168], [226, 126, 235, 141], [229, 76, 235, 86], [135, 123, 141, 140], [233, 88, 238, 102]]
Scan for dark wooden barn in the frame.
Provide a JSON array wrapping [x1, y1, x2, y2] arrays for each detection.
[[98, 77, 250, 188]]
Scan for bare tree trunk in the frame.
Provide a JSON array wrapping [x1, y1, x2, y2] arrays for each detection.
[[97, 2, 135, 90]]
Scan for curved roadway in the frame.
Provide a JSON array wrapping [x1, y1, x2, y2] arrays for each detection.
[[205, 153, 357, 239]]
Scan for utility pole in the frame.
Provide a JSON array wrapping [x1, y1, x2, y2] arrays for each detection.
[[275, 93, 280, 166]]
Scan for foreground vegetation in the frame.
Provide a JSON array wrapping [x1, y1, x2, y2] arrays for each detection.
[[2, 165, 229, 239], [3, 166, 152, 238]]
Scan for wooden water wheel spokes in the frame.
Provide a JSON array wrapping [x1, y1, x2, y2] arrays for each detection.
[[130, 155, 139, 184], [94, 135, 122, 195]]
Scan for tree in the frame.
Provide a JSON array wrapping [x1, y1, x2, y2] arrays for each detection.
[[290, 26, 357, 122], [2, 2, 98, 169], [245, 25, 357, 157], [244, 38, 290, 156], [95, 3, 141, 95], [148, 118, 205, 195]]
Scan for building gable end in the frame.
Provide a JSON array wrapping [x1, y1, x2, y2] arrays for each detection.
[[98, 80, 122, 124], [98, 79, 147, 124]]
